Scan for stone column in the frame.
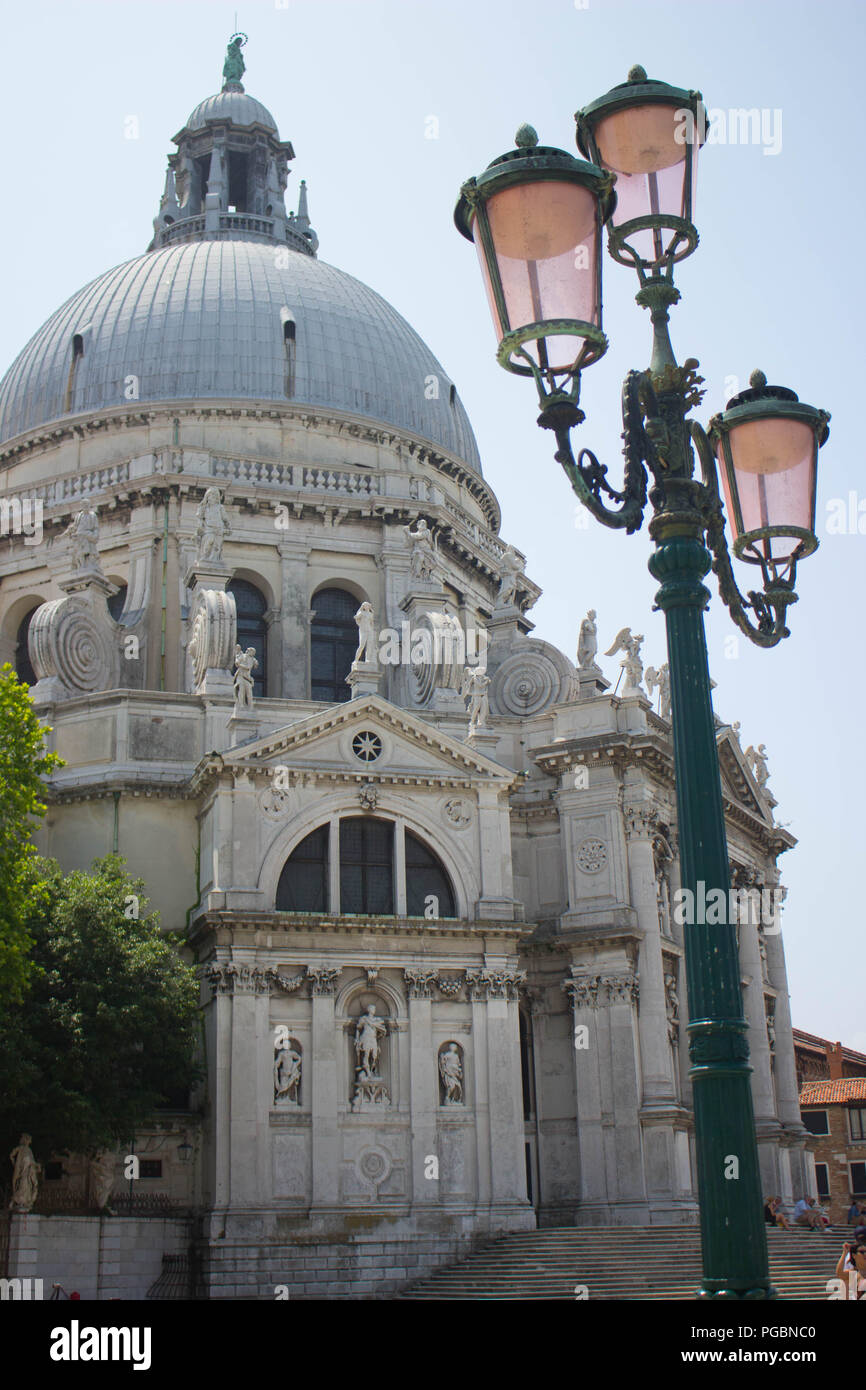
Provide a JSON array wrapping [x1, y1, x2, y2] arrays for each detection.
[[763, 891, 810, 1192], [475, 785, 514, 919], [623, 803, 677, 1104], [227, 962, 271, 1207], [308, 966, 342, 1207], [562, 973, 605, 1210], [278, 540, 311, 699], [467, 966, 527, 1208], [732, 871, 778, 1157], [404, 970, 437, 1205]]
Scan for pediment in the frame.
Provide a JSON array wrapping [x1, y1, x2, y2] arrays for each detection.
[[219, 695, 515, 786], [716, 728, 772, 822]]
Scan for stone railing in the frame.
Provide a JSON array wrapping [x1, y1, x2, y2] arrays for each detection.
[[0, 450, 508, 572]]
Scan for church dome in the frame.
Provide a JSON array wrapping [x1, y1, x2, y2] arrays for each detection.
[[0, 240, 482, 472], [185, 88, 278, 132]]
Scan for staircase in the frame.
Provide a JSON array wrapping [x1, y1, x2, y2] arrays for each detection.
[[400, 1225, 843, 1299]]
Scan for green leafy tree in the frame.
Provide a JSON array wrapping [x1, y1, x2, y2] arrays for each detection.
[[0, 662, 62, 1004], [0, 855, 201, 1163]]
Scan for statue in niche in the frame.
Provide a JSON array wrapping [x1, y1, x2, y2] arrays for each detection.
[[604, 627, 645, 697], [233, 644, 258, 709], [745, 742, 770, 790], [351, 1004, 390, 1110], [274, 1040, 302, 1106], [645, 662, 671, 720], [9, 1133, 40, 1212], [64, 506, 100, 571], [462, 664, 490, 738], [652, 825, 675, 936], [222, 33, 247, 85], [758, 929, 769, 984], [403, 517, 439, 582], [195, 487, 231, 562], [577, 609, 599, 670], [352, 602, 376, 665], [495, 544, 524, 607], [439, 1043, 464, 1105], [663, 973, 680, 1046]]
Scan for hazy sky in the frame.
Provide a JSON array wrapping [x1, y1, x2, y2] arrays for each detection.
[[2, 0, 863, 1047]]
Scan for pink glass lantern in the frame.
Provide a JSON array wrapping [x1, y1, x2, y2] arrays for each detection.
[[576, 66, 704, 272], [709, 372, 830, 569], [455, 126, 614, 390]]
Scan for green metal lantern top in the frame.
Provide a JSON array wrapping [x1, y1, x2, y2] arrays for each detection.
[[575, 64, 704, 157], [710, 369, 831, 444], [454, 126, 614, 241]]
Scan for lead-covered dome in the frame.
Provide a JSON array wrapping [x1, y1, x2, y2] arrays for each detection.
[[185, 89, 277, 132], [0, 240, 482, 471]]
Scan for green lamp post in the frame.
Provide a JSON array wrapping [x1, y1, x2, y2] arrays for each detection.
[[455, 65, 830, 1299]]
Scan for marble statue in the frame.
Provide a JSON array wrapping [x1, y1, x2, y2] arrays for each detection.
[[223, 34, 246, 84], [195, 487, 231, 562], [274, 1042, 302, 1105], [577, 609, 599, 670], [232, 644, 258, 709], [351, 1005, 390, 1109], [745, 743, 770, 789], [604, 627, 645, 697], [731, 721, 741, 741], [353, 602, 376, 664], [439, 1043, 464, 1105], [354, 1005, 387, 1077], [88, 1151, 115, 1212], [495, 544, 524, 608], [9, 1133, 40, 1212], [645, 662, 671, 719], [663, 974, 680, 1046], [403, 518, 438, 582], [64, 506, 100, 571], [461, 664, 490, 738]]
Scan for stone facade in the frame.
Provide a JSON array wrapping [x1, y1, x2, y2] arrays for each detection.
[[0, 55, 813, 1296]]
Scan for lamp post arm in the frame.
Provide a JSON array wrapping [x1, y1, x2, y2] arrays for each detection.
[[541, 369, 654, 534], [688, 419, 794, 649]]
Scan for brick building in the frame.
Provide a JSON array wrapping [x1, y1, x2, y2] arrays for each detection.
[[795, 1029, 866, 1224]]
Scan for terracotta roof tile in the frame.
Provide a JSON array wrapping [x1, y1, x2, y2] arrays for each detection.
[[800, 1078, 866, 1105]]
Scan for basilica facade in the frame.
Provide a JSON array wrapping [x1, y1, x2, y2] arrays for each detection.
[[0, 52, 812, 1296]]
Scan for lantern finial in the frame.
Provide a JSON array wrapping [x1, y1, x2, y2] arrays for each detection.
[[627, 64, 648, 83], [749, 369, 767, 391], [514, 123, 538, 149]]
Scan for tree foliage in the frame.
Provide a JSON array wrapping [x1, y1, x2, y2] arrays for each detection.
[[0, 854, 201, 1162], [0, 663, 62, 1003]]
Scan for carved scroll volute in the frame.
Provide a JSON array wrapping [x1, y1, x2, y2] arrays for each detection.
[[187, 588, 237, 693]]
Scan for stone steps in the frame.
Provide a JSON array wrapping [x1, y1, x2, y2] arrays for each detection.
[[398, 1225, 843, 1299]]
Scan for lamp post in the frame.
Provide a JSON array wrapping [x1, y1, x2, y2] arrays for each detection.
[[455, 65, 829, 1300]]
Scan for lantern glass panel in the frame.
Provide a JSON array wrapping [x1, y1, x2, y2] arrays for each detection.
[[474, 179, 599, 370], [594, 103, 696, 263], [717, 417, 816, 562]]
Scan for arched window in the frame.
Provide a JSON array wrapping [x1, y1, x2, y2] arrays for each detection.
[[15, 607, 39, 686], [276, 824, 328, 912], [405, 829, 456, 917], [228, 578, 267, 698], [107, 584, 128, 622], [275, 817, 457, 918], [282, 315, 296, 397], [310, 588, 357, 702], [340, 817, 393, 915]]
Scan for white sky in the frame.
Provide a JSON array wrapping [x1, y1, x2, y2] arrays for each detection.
[[2, 0, 863, 1048]]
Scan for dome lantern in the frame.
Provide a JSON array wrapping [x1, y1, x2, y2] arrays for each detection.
[[149, 36, 318, 256]]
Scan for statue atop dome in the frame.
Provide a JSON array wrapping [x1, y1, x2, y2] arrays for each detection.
[[222, 33, 247, 89]]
